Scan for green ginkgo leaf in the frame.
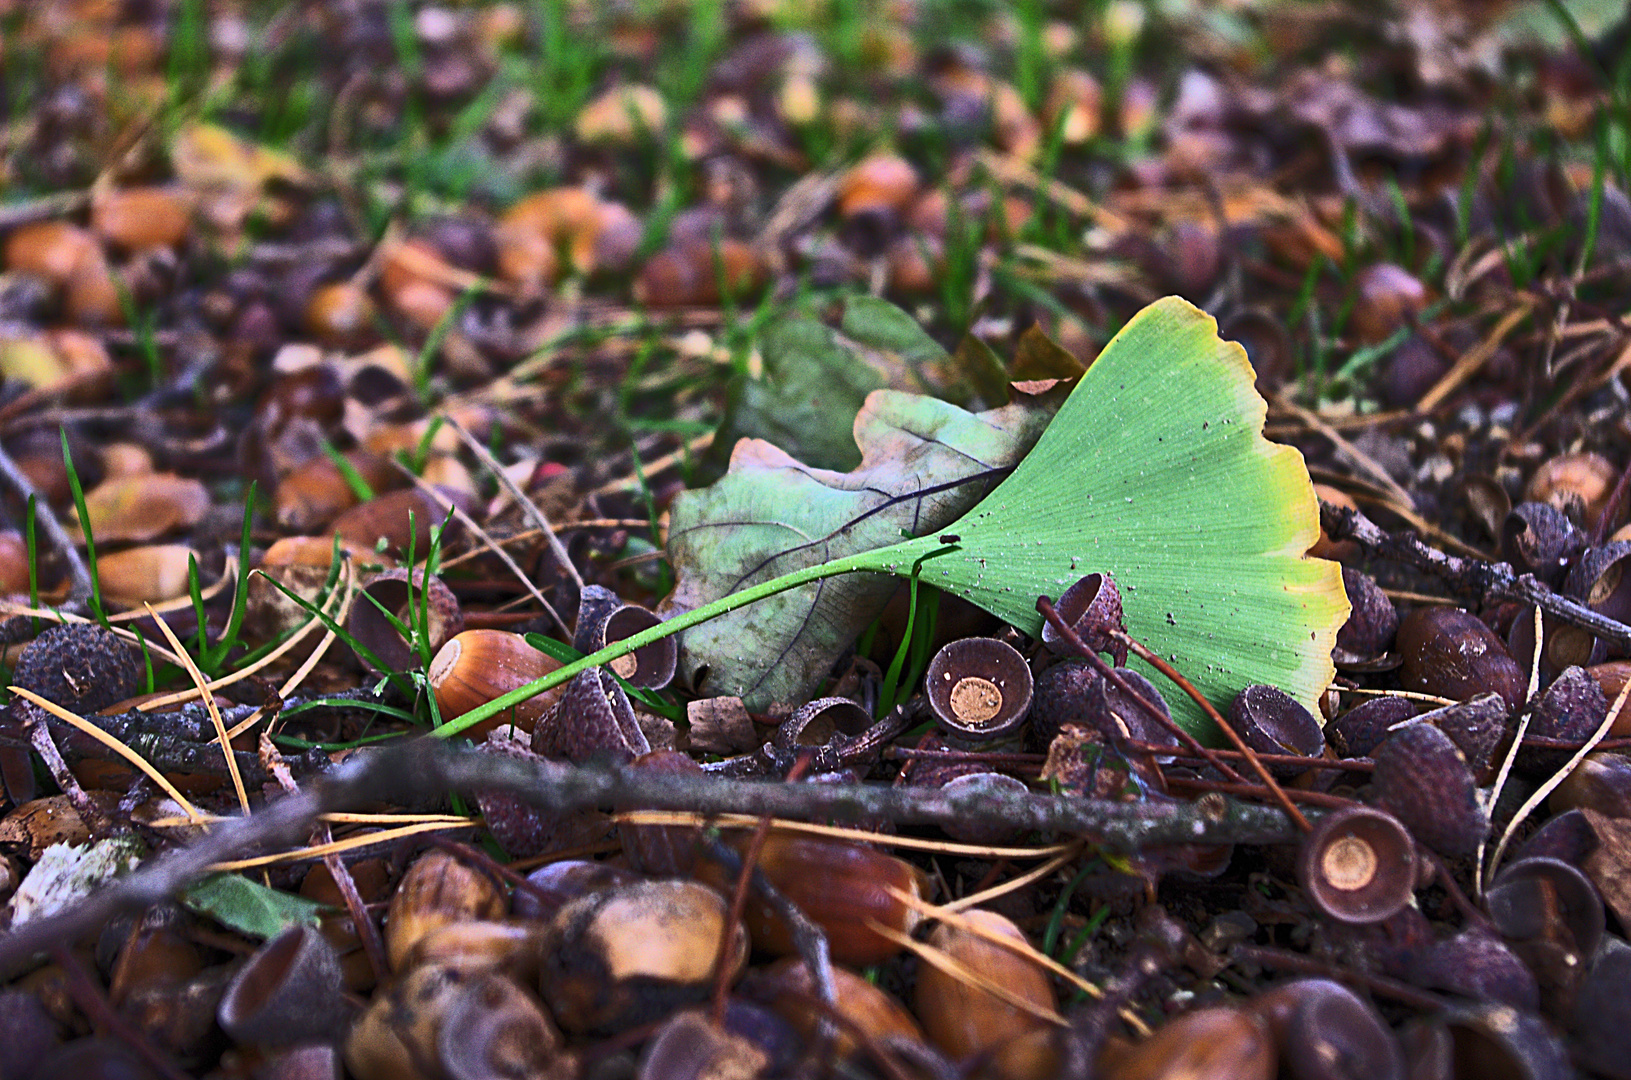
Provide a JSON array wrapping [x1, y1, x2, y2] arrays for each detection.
[[440, 297, 1348, 743]]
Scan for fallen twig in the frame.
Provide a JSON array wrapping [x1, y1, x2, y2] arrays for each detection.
[[1321, 501, 1631, 650]]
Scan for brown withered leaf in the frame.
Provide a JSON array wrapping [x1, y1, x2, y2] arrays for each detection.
[[664, 383, 1069, 709]]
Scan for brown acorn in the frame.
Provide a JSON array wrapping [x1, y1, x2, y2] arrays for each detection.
[[344, 964, 464, 1080], [700, 831, 931, 966], [1045, 69, 1102, 144], [540, 878, 747, 1034], [1410, 693, 1506, 783], [383, 849, 506, 972], [926, 637, 1034, 741], [915, 909, 1058, 1070], [91, 186, 194, 251], [438, 972, 568, 1080], [837, 153, 919, 255], [1297, 805, 1419, 924], [331, 486, 475, 562], [1370, 722, 1488, 858], [429, 630, 564, 736], [1396, 606, 1527, 712], [302, 281, 376, 347], [1350, 263, 1428, 346], [5, 221, 100, 283], [633, 239, 766, 308], [274, 449, 398, 532]]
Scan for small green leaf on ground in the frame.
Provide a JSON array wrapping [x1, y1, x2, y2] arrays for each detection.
[[181, 871, 330, 939]]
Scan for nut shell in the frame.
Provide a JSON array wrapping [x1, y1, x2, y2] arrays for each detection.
[[914, 909, 1057, 1064], [429, 630, 563, 737], [384, 850, 506, 972], [701, 832, 930, 966], [540, 878, 747, 1034]]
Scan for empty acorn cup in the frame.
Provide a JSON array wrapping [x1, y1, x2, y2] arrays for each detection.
[[1041, 572, 1127, 665], [579, 598, 677, 690], [926, 637, 1034, 741], [1297, 805, 1419, 925], [217, 924, 346, 1048], [349, 568, 463, 672]]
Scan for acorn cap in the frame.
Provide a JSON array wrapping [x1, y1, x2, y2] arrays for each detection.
[[1442, 1003, 1573, 1080], [13, 623, 139, 714], [594, 603, 677, 690], [1297, 805, 1418, 925], [1405, 926, 1539, 1013], [1041, 572, 1127, 665], [1325, 695, 1416, 759], [349, 568, 463, 673], [1486, 855, 1605, 962], [531, 667, 650, 764], [217, 924, 346, 1048], [774, 696, 872, 752], [1226, 683, 1325, 775], [1369, 721, 1488, 859], [1502, 502, 1584, 586], [926, 637, 1034, 741], [1252, 978, 1403, 1080], [1333, 567, 1399, 665]]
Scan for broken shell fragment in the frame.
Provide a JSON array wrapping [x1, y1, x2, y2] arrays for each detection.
[[926, 637, 1034, 741]]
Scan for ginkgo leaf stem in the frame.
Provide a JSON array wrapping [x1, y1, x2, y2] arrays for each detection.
[[433, 546, 901, 739]]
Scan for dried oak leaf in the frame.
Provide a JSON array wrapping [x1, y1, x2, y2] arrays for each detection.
[[665, 381, 1069, 709]]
